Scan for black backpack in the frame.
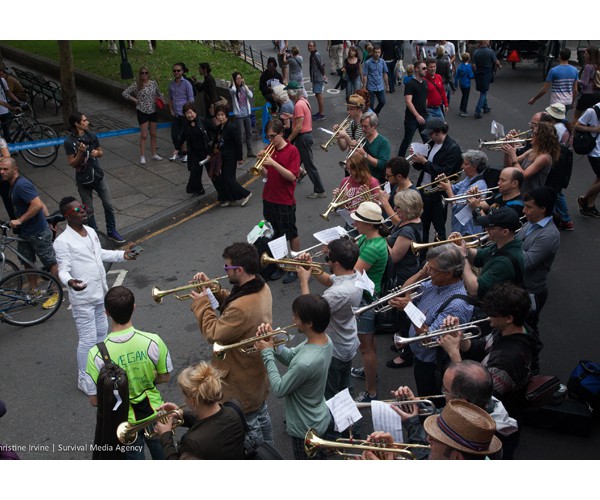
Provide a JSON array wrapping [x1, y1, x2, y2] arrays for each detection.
[[573, 105, 600, 155], [545, 143, 573, 190], [92, 342, 129, 460]]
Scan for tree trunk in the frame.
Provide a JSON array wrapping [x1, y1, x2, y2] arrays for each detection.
[[58, 41, 77, 132]]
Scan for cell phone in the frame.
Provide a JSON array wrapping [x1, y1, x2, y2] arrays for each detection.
[[128, 245, 143, 258]]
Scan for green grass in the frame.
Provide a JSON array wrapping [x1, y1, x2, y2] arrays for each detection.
[[3, 40, 265, 107]]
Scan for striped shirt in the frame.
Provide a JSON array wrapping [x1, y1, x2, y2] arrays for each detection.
[[546, 64, 578, 105], [357, 235, 388, 296]]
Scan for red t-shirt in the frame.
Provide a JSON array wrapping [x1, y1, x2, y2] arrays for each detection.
[[262, 141, 300, 206], [425, 74, 448, 107]]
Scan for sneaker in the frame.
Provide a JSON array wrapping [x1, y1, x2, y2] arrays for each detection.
[[181, 154, 188, 163], [220, 201, 230, 207], [77, 379, 90, 395], [282, 271, 298, 284], [474, 113, 482, 119], [42, 292, 60, 310], [140, 155, 146, 165], [169, 153, 179, 161], [313, 113, 326, 121], [307, 192, 327, 199], [558, 220, 574, 231], [588, 206, 600, 218], [460, 112, 470, 117], [483, 107, 492, 114], [107, 230, 126, 244], [351, 367, 366, 379], [151, 154, 163, 161], [354, 391, 378, 403], [241, 192, 253, 207], [578, 196, 591, 216]]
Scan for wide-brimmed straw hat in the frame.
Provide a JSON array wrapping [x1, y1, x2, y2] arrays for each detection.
[[423, 399, 502, 456], [349, 201, 384, 225]]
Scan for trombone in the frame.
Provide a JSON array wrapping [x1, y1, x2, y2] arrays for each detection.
[[152, 276, 227, 303], [320, 185, 383, 221], [417, 172, 461, 194], [116, 405, 185, 445], [443, 186, 499, 205], [352, 277, 431, 316], [411, 232, 488, 255], [395, 317, 490, 349], [260, 253, 324, 275], [304, 429, 429, 460], [251, 142, 276, 176], [339, 137, 367, 168], [213, 323, 295, 359], [320, 115, 352, 151]]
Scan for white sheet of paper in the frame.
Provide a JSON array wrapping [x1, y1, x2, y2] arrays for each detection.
[[268, 235, 289, 259], [338, 208, 355, 228], [404, 301, 426, 328], [205, 288, 220, 310], [383, 181, 391, 194], [411, 142, 429, 156], [355, 269, 375, 296], [371, 400, 404, 443], [456, 203, 474, 226], [326, 388, 363, 433], [314, 226, 347, 245], [491, 120, 505, 138]]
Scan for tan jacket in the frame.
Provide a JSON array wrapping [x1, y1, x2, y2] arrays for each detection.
[[191, 284, 273, 413]]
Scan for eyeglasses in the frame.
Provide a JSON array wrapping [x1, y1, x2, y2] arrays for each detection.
[[223, 264, 241, 271], [64, 205, 87, 217], [266, 133, 279, 139]]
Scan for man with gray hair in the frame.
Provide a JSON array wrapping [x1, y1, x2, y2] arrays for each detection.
[[389, 243, 473, 397], [355, 111, 391, 184]]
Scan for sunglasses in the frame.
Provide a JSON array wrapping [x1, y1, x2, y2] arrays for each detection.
[[140, 71, 149, 75], [64, 205, 87, 217], [173, 69, 182, 73]]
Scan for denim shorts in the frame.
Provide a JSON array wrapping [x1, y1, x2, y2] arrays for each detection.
[[17, 227, 57, 269], [356, 297, 376, 334], [312, 82, 324, 94]]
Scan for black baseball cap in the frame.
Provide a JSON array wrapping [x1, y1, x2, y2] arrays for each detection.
[[476, 206, 521, 231]]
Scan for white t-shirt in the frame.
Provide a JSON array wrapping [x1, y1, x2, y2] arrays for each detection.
[[0, 78, 10, 116], [578, 105, 600, 157]]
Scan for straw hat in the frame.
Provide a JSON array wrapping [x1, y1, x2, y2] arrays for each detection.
[[545, 103, 566, 121], [349, 201, 384, 225], [423, 399, 502, 456]]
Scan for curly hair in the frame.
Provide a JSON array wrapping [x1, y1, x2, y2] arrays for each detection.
[[532, 121, 560, 163]]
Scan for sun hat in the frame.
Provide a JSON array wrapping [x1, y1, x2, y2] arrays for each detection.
[[349, 201, 384, 224]]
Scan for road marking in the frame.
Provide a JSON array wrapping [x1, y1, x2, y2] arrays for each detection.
[[108, 269, 128, 287]]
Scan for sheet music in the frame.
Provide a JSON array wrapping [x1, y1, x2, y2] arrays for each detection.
[[456, 203, 474, 226], [371, 400, 404, 443], [338, 208, 355, 228], [383, 181, 391, 194], [314, 226, 347, 245], [326, 388, 363, 433], [268, 235, 289, 259], [205, 288, 219, 310], [404, 301, 426, 328], [410, 142, 429, 156], [355, 269, 375, 296], [491, 120, 505, 138]]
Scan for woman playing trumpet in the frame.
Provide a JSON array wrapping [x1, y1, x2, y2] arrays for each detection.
[[333, 152, 381, 216], [155, 362, 246, 459]]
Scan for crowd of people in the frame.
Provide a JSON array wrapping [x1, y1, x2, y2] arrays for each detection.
[[1, 39, 599, 461]]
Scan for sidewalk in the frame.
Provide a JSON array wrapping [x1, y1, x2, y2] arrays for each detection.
[[0, 56, 259, 242]]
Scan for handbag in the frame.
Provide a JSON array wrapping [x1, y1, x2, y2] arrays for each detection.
[[208, 150, 222, 178], [523, 374, 561, 410], [573, 105, 600, 155], [155, 96, 165, 110]]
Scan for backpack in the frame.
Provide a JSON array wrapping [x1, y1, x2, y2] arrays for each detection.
[[573, 105, 600, 155], [567, 360, 600, 418], [92, 342, 129, 460], [545, 143, 573, 190]]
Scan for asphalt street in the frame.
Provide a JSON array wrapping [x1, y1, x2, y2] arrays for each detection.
[[1, 41, 600, 461]]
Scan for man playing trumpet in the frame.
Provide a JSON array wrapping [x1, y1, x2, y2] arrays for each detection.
[[189, 242, 274, 448]]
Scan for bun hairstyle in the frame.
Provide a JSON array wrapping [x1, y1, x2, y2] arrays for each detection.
[[178, 362, 224, 407]]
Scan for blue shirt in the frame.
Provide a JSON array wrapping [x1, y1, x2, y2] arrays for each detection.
[[455, 62, 474, 88], [363, 57, 388, 91], [10, 176, 47, 236], [524, 216, 552, 237], [450, 176, 487, 235], [408, 280, 474, 363], [546, 64, 579, 105]]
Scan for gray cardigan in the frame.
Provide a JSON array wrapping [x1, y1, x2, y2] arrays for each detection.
[[516, 219, 560, 294]]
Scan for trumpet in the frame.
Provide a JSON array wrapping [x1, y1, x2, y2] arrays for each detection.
[[116, 405, 185, 445], [339, 137, 367, 168], [320, 115, 352, 151], [289, 229, 359, 259], [213, 323, 295, 359], [395, 317, 490, 349], [152, 276, 227, 303], [352, 277, 431, 316], [443, 186, 499, 205], [411, 232, 488, 255], [260, 253, 324, 275], [479, 134, 532, 151], [356, 396, 442, 415], [320, 184, 382, 221], [304, 429, 429, 460], [251, 142, 276, 176], [321, 179, 351, 221], [417, 172, 462, 194]]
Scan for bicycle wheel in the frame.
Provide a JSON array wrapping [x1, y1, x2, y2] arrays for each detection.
[[19, 125, 59, 168], [1, 258, 19, 280], [0, 269, 63, 326], [96, 230, 115, 272]]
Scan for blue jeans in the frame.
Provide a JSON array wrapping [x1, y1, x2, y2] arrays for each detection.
[[77, 176, 117, 233], [475, 90, 489, 115], [554, 191, 571, 222], [244, 401, 274, 447], [398, 119, 428, 157], [126, 429, 164, 460], [369, 89, 386, 114], [426, 106, 445, 120], [345, 77, 362, 99]]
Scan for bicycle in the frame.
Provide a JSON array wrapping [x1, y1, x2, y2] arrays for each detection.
[[7, 103, 59, 168], [0, 224, 63, 326]]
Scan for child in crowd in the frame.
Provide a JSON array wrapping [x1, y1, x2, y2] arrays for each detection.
[[403, 64, 414, 85], [455, 53, 475, 117]]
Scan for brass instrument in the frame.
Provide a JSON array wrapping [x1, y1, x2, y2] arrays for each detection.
[[352, 277, 431, 316], [417, 172, 462, 194], [320, 185, 383, 221], [213, 323, 296, 359], [479, 130, 532, 151], [320, 179, 352, 221], [290, 230, 359, 259], [411, 232, 488, 255], [116, 405, 185, 445], [320, 115, 352, 151], [405, 153, 416, 164], [260, 253, 324, 275], [394, 317, 490, 349], [443, 186, 499, 205], [356, 396, 441, 415], [251, 142, 276, 176], [339, 137, 367, 168], [304, 429, 429, 460], [152, 276, 227, 303]]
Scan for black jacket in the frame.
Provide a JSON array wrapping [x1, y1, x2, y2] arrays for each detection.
[[413, 135, 463, 197]]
